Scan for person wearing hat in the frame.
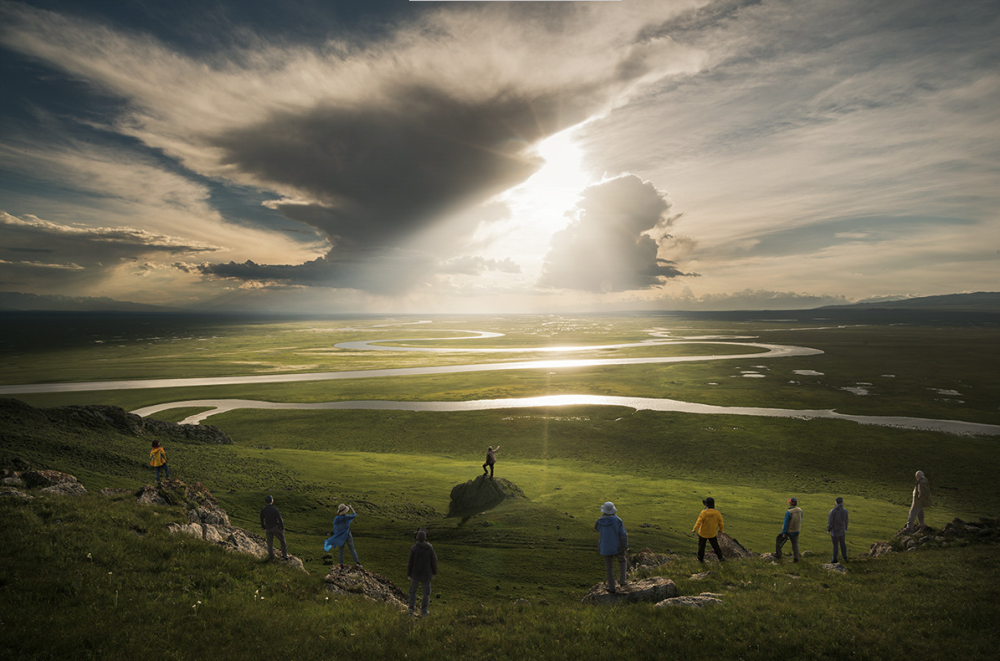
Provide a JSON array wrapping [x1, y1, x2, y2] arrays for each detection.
[[827, 496, 849, 563], [906, 470, 933, 532], [482, 445, 500, 478], [259, 495, 288, 562], [777, 497, 803, 562], [406, 528, 438, 617], [594, 501, 629, 593], [149, 440, 169, 482], [692, 497, 726, 563], [324, 503, 362, 568]]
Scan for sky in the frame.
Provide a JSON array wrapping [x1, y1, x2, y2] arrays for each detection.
[[0, 0, 997, 313]]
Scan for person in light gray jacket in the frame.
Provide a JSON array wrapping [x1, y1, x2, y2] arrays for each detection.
[[827, 496, 849, 563]]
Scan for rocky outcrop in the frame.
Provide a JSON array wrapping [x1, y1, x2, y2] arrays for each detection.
[[447, 475, 526, 519], [323, 564, 407, 609], [0, 398, 232, 446], [144, 480, 305, 571], [22, 469, 78, 489], [869, 516, 1000, 558], [581, 577, 678, 605], [656, 593, 724, 608]]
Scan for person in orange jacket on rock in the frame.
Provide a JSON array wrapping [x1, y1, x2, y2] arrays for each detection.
[[149, 440, 169, 482], [692, 497, 726, 563]]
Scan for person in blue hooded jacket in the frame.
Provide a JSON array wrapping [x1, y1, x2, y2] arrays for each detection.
[[595, 501, 629, 593], [324, 503, 362, 569]]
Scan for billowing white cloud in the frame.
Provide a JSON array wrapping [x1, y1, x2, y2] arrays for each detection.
[[538, 175, 690, 292]]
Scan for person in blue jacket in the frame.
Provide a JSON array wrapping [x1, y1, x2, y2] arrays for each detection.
[[324, 503, 362, 568], [595, 501, 629, 593]]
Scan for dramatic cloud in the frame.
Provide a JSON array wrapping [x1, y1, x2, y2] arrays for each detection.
[[0, 1, 708, 294], [538, 175, 689, 292]]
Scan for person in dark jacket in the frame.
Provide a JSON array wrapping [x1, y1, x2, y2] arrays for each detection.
[[407, 528, 438, 616], [595, 501, 629, 593], [482, 445, 500, 478], [259, 495, 287, 561], [827, 496, 849, 563]]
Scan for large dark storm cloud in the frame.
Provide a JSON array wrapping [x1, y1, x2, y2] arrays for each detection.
[[538, 175, 688, 293]]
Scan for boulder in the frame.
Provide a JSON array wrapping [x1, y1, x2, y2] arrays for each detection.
[[447, 475, 526, 519], [23, 470, 77, 488], [581, 577, 678, 605], [40, 482, 88, 497], [628, 547, 673, 570], [324, 564, 407, 609], [0, 488, 33, 501], [717, 532, 753, 559], [656, 593, 724, 608], [868, 541, 895, 558]]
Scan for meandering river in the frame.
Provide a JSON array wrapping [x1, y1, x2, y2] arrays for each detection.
[[3, 330, 997, 436]]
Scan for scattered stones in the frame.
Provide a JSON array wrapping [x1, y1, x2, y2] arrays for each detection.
[[323, 564, 407, 609], [656, 593, 724, 608], [822, 563, 848, 573], [2, 476, 24, 487], [689, 572, 710, 580], [40, 482, 88, 497], [581, 577, 678, 605]]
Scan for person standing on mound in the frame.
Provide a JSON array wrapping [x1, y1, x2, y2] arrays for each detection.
[[325, 503, 362, 568], [906, 470, 933, 532], [149, 441, 169, 482], [595, 501, 629, 593], [482, 445, 500, 478], [407, 528, 437, 617], [692, 497, 726, 563]]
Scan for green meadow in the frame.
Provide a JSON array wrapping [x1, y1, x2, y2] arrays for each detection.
[[2, 312, 998, 659]]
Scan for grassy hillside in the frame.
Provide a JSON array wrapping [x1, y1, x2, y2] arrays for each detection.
[[2, 398, 1000, 659]]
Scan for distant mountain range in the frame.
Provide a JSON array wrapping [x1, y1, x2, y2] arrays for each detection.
[[819, 292, 999, 313], [1, 290, 997, 314], [0, 292, 178, 313]]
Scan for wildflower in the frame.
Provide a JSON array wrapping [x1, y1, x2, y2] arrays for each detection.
[[86, 553, 92, 560]]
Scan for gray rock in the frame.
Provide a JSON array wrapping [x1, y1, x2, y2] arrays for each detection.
[[717, 532, 754, 559], [23, 470, 77, 488], [136, 485, 170, 506], [822, 563, 848, 573], [656, 593, 724, 608], [40, 482, 87, 497], [2, 476, 24, 487], [0, 488, 33, 501], [581, 577, 678, 605], [628, 547, 674, 570], [868, 541, 895, 558], [324, 565, 406, 609]]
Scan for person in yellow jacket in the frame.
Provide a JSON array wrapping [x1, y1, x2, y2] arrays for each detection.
[[692, 497, 726, 563], [149, 440, 169, 482]]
